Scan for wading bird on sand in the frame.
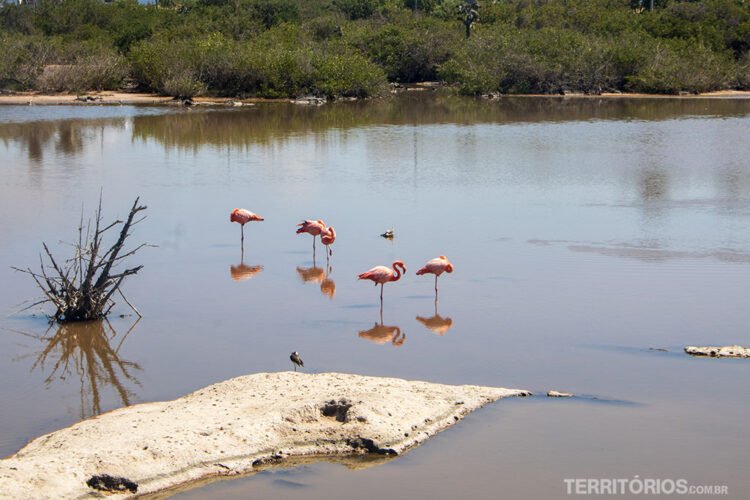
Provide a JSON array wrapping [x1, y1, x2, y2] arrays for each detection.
[[416, 256, 453, 298], [230, 208, 264, 246], [358, 261, 406, 303], [290, 351, 304, 371], [296, 219, 327, 255]]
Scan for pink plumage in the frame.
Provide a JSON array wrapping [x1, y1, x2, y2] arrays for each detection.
[[230, 208, 264, 224], [358, 260, 406, 302], [321, 226, 336, 257], [416, 256, 453, 296], [296, 219, 327, 236], [416, 255, 454, 276], [296, 219, 327, 254], [230, 208, 264, 244], [321, 226, 336, 246]]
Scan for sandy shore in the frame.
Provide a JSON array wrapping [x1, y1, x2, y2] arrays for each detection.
[[1, 89, 750, 106], [684, 345, 750, 357], [0, 372, 529, 499], [0, 92, 276, 106]]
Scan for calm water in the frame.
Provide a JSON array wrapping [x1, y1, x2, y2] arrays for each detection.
[[1, 95, 749, 499]]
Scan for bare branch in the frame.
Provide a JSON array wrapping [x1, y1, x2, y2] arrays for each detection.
[[117, 289, 142, 318], [14, 197, 149, 322]]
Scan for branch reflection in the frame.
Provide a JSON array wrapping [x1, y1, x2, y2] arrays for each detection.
[[28, 319, 143, 419]]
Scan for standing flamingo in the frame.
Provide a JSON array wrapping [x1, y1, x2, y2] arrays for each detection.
[[416, 256, 454, 298], [296, 219, 327, 256], [358, 260, 406, 303], [321, 226, 336, 258], [230, 208, 264, 246]]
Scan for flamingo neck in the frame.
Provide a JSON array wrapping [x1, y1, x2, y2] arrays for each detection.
[[391, 262, 403, 281]]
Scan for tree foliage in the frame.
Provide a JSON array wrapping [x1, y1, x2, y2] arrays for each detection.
[[1, 0, 749, 96]]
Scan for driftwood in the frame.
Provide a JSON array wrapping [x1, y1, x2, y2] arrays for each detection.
[[13, 197, 149, 322]]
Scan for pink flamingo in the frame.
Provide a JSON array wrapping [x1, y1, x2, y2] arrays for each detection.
[[321, 226, 336, 257], [416, 256, 454, 297], [230, 208, 264, 245], [358, 260, 407, 302], [296, 219, 327, 255]]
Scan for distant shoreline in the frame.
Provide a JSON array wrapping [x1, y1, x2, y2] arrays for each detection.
[[2, 89, 750, 106]]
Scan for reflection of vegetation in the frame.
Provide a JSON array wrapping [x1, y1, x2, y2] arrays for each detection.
[[0, 118, 125, 162], [131, 95, 750, 151], [26, 320, 142, 419]]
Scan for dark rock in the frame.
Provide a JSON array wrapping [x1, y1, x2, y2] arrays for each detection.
[[86, 474, 137, 493]]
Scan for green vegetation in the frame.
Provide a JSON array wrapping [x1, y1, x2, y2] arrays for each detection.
[[1, 0, 749, 97]]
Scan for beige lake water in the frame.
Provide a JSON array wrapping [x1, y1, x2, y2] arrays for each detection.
[[1, 95, 749, 499]]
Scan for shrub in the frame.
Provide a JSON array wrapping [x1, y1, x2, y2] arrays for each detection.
[[439, 27, 621, 94], [306, 15, 345, 41], [625, 40, 737, 93], [738, 52, 750, 89], [162, 69, 207, 98], [35, 53, 128, 92], [312, 50, 387, 97], [334, 0, 383, 20], [0, 34, 58, 89], [348, 21, 458, 82]]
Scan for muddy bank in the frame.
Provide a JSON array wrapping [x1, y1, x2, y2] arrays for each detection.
[[0, 372, 529, 499]]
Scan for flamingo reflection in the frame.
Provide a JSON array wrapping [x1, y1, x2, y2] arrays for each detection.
[[297, 259, 336, 300], [230, 262, 264, 281], [358, 310, 406, 346], [320, 264, 336, 300], [296, 264, 326, 283], [20, 319, 142, 419], [416, 301, 454, 336]]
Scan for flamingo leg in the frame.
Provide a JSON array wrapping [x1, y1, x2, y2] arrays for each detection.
[[380, 283, 384, 302], [241, 224, 244, 243]]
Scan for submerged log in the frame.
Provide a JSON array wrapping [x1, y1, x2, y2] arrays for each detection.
[[0, 372, 530, 499]]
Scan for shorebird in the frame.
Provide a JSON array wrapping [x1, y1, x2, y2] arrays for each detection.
[[290, 351, 304, 371], [380, 228, 395, 239], [230, 208, 264, 246], [416, 256, 454, 298], [358, 260, 406, 302]]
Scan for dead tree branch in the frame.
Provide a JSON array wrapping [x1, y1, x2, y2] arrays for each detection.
[[13, 197, 149, 323]]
